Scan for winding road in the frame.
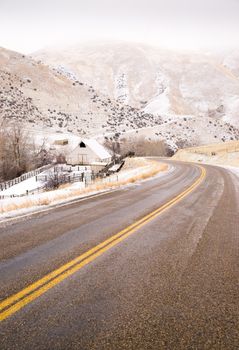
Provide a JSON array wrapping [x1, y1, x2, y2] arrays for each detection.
[[0, 160, 238, 349]]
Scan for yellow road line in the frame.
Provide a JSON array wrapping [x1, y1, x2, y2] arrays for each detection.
[[0, 166, 206, 322]]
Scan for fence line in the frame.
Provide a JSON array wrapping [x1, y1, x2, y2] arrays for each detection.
[[0, 174, 86, 200], [0, 164, 53, 192], [0, 159, 125, 200]]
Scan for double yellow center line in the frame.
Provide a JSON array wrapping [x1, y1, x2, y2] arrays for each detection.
[[0, 166, 206, 322]]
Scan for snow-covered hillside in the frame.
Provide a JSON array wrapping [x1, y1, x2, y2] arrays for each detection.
[[0, 47, 160, 137], [34, 42, 239, 128], [222, 50, 239, 78], [0, 44, 238, 153]]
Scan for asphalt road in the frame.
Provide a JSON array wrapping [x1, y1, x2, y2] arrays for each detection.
[[0, 160, 238, 349]]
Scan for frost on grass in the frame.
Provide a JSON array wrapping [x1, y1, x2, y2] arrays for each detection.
[[0, 159, 167, 217]]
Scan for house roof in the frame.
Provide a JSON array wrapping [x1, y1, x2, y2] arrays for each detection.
[[83, 138, 111, 160], [69, 138, 111, 160], [53, 136, 111, 161]]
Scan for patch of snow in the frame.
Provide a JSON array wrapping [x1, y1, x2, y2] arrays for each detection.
[[223, 53, 239, 76], [222, 95, 239, 125], [155, 70, 168, 95], [224, 166, 239, 178], [0, 160, 169, 220], [54, 65, 79, 81], [114, 71, 129, 104], [1, 176, 42, 196], [143, 87, 170, 115]]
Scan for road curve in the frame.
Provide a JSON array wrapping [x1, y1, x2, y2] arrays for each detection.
[[0, 160, 238, 349]]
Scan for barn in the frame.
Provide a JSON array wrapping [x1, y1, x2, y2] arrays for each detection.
[[66, 139, 112, 166]]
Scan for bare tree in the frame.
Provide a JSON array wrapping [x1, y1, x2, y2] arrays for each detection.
[[118, 136, 167, 157], [44, 169, 68, 190], [103, 139, 121, 159], [34, 138, 54, 168], [0, 122, 52, 181]]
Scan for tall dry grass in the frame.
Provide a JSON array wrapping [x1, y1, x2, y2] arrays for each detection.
[[0, 161, 167, 215]]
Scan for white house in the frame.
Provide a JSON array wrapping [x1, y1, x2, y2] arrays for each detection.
[[66, 138, 112, 166]]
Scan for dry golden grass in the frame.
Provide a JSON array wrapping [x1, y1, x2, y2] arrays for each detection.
[[58, 183, 72, 190], [174, 140, 239, 156], [37, 198, 51, 206], [0, 199, 35, 213], [0, 160, 167, 215], [122, 157, 152, 169], [40, 161, 167, 204], [173, 140, 239, 167]]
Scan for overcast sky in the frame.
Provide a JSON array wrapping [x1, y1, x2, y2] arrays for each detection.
[[0, 0, 239, 53]]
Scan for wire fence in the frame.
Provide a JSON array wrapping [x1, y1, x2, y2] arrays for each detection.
[[191, 144, 239, 156], [35, 173, 85, 183], [0, 158, 126, 200], [0, 164, 53, 192], [0, 186, 44, 200], [0, 172, 119, 200]]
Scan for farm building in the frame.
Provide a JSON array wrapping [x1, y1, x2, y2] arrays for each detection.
[[54, 139, 69, 146], [66, 139, 112, 166]]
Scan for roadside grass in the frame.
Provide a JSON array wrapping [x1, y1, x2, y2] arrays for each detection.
[[173, 140, 239, 167], [0, 160, 167, 215]]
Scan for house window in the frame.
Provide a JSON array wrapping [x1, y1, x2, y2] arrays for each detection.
[[79, 141, 86, 148]]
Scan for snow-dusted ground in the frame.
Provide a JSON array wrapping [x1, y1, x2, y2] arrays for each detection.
[[144, 88, 170, 115], [0, 164, 91, 197], [33, 42, 239, 129], [115, 71, 129, 104], [224, 166, 239, 178], [0, 176, 42, 196], [0, 160, 168, 220], [0, 180, 85, 219], [222, 166, 239, 201], [173, 141, 239, 167]]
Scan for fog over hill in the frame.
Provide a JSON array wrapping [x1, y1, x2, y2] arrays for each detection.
[[34, 42, 239, 128], [0, 43, 238, 152], [0, 46, 158, 136]]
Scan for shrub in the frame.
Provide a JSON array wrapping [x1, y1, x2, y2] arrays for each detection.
[[105, 136, 167, 157], [44, 173, 68, 190]]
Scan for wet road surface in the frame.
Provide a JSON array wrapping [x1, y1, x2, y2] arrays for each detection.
[[0, 160, 238, 349]]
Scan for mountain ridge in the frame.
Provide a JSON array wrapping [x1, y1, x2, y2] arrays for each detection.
[[0, 46, 159, 136], [0, 44, 238, 152], [33, 42, 239, 128]]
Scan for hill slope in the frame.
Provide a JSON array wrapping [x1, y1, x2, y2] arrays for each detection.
[[173, 140, 239, 167], [34, 42, 239, 128], [0, 47, 159, 137], [0, 46, 238, 152]]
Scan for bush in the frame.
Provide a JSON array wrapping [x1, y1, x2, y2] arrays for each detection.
[[44, 173, 68, 190], [0, 122, 53, 182], [0, 122, 33, 181], [105, 136, 167, 157]]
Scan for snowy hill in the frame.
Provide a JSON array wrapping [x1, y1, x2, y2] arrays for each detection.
[[0, 45, 238, 153], [0, 47, 158, 137], [34, 42, 239, 128]]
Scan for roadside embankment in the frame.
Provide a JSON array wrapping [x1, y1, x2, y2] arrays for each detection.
[[173, 140, 239, 167], [0, 158, 168, 218]]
